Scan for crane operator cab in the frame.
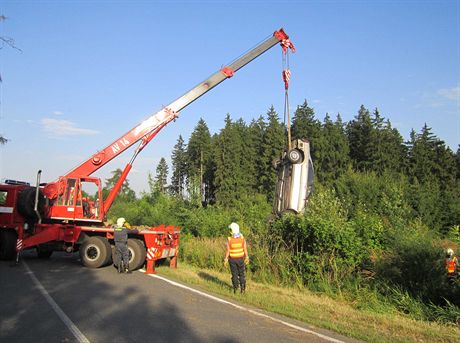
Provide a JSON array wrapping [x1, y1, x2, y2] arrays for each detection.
[[273, 139, 314, 215], [45, 176, 103, 223]]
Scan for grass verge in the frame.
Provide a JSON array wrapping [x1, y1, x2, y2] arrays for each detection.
[[155, 262, 460, 343]]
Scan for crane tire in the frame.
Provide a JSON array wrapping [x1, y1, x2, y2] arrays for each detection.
[[0, 230, 17, 260], [16, 188, 46, 220], [79, 236, 111, 268], [127, 239, 146, 271], [36, 245, 53, 259]]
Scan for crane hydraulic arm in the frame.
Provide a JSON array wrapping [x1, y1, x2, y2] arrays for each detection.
[[42, 28, 295, 223]]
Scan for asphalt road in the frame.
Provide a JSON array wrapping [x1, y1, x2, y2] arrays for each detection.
[[1, 252, 358, 343]]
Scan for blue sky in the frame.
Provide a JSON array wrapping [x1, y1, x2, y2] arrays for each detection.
[[1, 0, 459, 195]]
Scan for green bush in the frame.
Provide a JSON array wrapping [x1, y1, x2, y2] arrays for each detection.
[[374, 220, 455, 305], [270, 189, 371, 286], [108, 193, 180, 226], [334, 170, 413, 229]]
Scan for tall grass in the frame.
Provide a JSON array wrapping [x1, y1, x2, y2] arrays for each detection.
[[179, 235, 460, 326]]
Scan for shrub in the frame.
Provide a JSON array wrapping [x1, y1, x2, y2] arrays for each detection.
[[270, 189, 369, 286], [374, 220, 455, 305]]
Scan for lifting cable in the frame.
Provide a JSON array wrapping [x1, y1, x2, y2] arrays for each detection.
[[281, 38, 295, 151]]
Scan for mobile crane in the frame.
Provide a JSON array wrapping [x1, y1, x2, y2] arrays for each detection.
[[0, 28, 296, 273]]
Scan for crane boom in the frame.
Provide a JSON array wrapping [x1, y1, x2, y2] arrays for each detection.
[[42, 28, 295, 222], [65, 29, 292, 180]]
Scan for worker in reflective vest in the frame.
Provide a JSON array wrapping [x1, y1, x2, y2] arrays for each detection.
[[224, 222, 249, 294], [114, 217, 137, 274], [445, 248, 458, 283]]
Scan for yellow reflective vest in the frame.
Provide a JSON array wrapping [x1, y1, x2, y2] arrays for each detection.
[[228, 236, 245, 259]]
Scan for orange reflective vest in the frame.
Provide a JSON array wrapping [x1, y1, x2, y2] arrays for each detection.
[[446, 256, 458, 274], [228, 236, 245, 259]]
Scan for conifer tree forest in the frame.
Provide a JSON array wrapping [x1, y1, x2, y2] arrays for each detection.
[[107, 101, 460, 323]]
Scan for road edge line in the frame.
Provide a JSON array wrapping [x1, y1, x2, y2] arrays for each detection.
[[23, 261, 90, 343], [144, 271, 345, 343]]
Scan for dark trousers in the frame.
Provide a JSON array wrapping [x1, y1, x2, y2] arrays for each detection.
[[115, 241, 129, 269], [229, 257, 245, 290]]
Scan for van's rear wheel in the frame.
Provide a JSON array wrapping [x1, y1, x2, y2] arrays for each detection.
[[288, 148, 303, 164], [79, 236, 111, 268]]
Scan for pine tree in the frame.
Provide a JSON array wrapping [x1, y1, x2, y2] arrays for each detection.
[[369, 109, 406, 174], [381, 119, 407, 173], [347, 105, 374, 171], [433, 141, 456, 187], [316, 113, 349, 183], [407, 124, 438, 183], [154, 157, 169, 194], [406, 124, 458, 232], [214, 114, 246, 206], [235, 118, 258, 192], [187, 118, 212, 204], [369, 108, 386, 173], [249, 116, 266, 193], [260, 106, 285, 200], [291, 100, 321, 160], [206, 133, 219, 204], [103, 168, 136, 201], [171, 135, 187, 198]]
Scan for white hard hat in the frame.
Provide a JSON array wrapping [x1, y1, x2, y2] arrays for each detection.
[[229, 222, 240, 235], [117, 217, 126, 227], [447, 248, 454, 256]]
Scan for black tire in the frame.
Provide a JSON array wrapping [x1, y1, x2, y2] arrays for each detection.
[[16, 188, 46, 220], [287, 148, 303, 164], [79, 236, 111, 268], [111, 245, 119, 269], [127, 239, 146, 271], [36, 245, 53, 259], [0, 230, 17, 260]]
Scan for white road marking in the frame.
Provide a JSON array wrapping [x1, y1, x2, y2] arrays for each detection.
[[23, 262, 90, 343], [143, 271, 346, 343]]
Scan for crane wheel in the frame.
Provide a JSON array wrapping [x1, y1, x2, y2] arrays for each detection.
[[0, 230, 17, 260], [127, 239, 147, 271], [79, 236, 111, 268], [16, 188, 46, 220], [36, 245, 53, 259]]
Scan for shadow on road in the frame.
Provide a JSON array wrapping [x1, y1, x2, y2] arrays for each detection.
[[198, 271, 232, 291], [0, 251, 239, 343]]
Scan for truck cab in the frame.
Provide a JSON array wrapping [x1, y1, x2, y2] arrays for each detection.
[[0, 181, 32, 259]]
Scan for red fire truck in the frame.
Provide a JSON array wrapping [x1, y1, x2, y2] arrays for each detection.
[[0, 29, 296, 274]]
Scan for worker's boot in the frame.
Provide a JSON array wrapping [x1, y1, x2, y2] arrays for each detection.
[[241, 283, 246, 294], [118, 263, 123, 274], [233, 287, 238, 294]]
